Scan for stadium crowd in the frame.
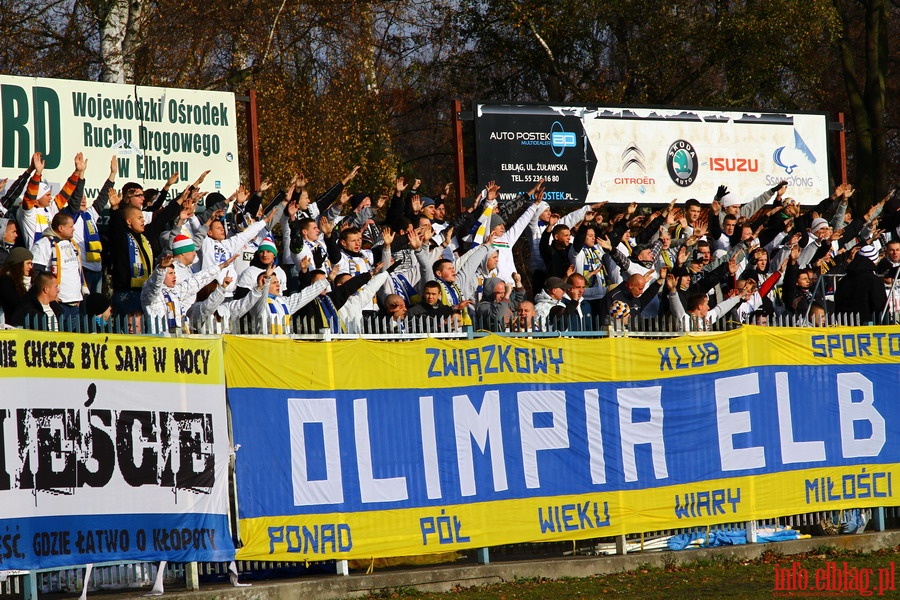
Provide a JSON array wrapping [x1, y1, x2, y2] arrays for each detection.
[[0, 150, 897, 335]]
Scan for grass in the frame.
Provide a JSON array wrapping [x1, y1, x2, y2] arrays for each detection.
[[355, 546, 900, 599]]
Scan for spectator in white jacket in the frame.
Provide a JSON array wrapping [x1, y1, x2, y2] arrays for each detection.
[[141, 253, 238, 334]]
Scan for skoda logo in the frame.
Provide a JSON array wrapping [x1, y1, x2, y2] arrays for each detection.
[[666, 140, 698, 187]]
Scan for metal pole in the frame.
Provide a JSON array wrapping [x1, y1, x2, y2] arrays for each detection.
[[880, 266, 900, 324], [837, 113, 847, 185], [245, 89, 261, 191], [451, 99, 466, 214]]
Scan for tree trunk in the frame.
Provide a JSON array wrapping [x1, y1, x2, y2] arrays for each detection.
[[836, 0, 888, 211], [99, 0, 147, 84]]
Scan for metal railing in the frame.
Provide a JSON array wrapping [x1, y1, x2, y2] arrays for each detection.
[[1, 308, 895, 598], [15, 309, 871, 339]]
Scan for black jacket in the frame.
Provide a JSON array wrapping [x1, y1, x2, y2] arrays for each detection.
[[834, 254, 887, 321], [9, 295, 63, 328], [108, 199, 183, 293]]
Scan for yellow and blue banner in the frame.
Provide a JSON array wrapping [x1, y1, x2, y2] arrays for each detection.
[[224, 326, 900, 562], [0, 330, 234, 570]]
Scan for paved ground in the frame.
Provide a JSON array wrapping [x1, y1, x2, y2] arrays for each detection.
[[73, 531, 900, 600]]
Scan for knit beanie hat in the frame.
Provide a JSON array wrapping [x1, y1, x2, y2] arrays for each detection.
[[720, 192, 740, 208], [171, 234, 195, 256], [859, 245, 879, 263], [6, 247, 32, 265], [810, 218, 829, 233], [205, 192, 227, 211], [349, 194, 369, 211], [37, 182, 53, 199], [258, 236, 278, 256]]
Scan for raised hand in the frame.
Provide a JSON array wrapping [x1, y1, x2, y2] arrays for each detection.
[[486, 181, 500, 202], [74, 152, 88, 174], [319, 215, 334, 236], [381, 226, 395, 247], [343, 166, 361, 185], [528, 178, 545, 197], [32, 152, 45, 175], [108, 188, 121, 209], [193, 170, 210, 188], [666, 273, 676, 292], [597, 235, 612, 251], [407, 227, 423, 250]]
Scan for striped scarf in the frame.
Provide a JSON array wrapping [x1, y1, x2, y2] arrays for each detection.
[[162, 288, 188, 333], [266, 295, 291, 334], [79, 212, 102, 264], [127, 232, 153, 289], [661, 249, 673, 268], [437, 278, 471, 326], [342, 251, 370, 276], [47, 236, 85, 290], [318, 295, 344, 332], [467, 204, 493, 246], [582, 246, 605, 287], [33, 209, 51, 244], [475, 269, 498, 302], [391, 273, 419, 306]]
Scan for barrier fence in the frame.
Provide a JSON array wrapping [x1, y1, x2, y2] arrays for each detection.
[[1, 324, 899, 595]]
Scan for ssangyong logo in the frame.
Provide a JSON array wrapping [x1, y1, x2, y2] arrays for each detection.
[[667, 140, 698, 187], [773, 128, 818, 175], [550, 121, 576, 157], [772, 147, 798, 175]]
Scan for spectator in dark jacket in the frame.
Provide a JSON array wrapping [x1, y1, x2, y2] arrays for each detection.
[[0, 247, 33, 320], [108, 196, 184, 329], [834, 245, 887, 322], [0, 218, 18, 266], [10, 271, 62, 329]]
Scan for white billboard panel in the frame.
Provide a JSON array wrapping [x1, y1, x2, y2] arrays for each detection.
[[584, 108, 830, 204], [0, 74, 240, 200]]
